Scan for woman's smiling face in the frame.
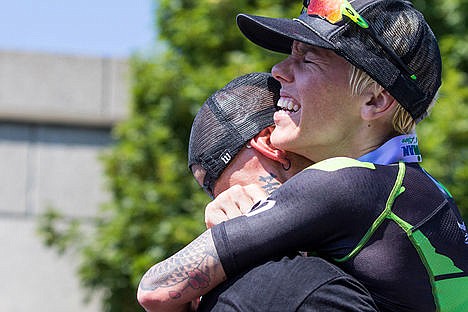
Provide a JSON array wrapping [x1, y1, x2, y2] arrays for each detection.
[[271, 41, 364, 161]]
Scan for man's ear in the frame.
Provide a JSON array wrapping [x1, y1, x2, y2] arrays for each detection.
[[361, 90, 397, 121], [249, 126, 290, 168]]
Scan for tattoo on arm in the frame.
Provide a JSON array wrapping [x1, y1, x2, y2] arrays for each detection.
[[139, 230, 224, 299], [259, 173, 280, 194]]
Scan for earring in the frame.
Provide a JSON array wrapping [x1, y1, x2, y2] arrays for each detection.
[[282, 158, 291, 171]]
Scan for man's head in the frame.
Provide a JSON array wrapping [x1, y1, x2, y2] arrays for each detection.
[[236, 0, 441, 161], [188, 72, 281, 198]]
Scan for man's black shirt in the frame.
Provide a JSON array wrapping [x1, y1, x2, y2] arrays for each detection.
[[198, 255, 378, 312]]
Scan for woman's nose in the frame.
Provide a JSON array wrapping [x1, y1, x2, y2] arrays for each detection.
[[272, 56, 294, 84]]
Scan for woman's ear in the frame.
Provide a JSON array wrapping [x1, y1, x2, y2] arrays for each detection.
[[249, 126, 290, 168], [361, 90, 397, 121]]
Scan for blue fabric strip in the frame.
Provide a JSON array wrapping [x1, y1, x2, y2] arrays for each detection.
[[358, 134, 422, 165]]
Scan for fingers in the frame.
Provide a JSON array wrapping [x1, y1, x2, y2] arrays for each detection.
[[204, 184, 269, 228], [243, 184, 269, 210], [205, 208, 230, 229], [205, 185, 243, 228]]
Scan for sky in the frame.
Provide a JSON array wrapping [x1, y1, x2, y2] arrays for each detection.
[[0, 0, 156, 58]]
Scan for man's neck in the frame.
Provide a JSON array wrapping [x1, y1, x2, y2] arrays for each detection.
[[256, 172, 283, 195]]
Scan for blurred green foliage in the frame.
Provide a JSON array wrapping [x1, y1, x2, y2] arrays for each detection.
[[415, 0, 468, 219], [38, 0, 467, 311]]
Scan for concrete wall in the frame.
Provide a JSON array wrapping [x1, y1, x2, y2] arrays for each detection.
[[0, 50, 128, 126], [0, 50, 130, 312]]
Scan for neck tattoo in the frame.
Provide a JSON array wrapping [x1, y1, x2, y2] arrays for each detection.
[[259, 173, 280, 194]]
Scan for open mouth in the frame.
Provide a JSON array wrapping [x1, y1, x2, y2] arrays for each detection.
[[277, 97, 300, 113]]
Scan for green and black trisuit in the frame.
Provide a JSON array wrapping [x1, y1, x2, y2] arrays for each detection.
[[212, 157, 468, 312]]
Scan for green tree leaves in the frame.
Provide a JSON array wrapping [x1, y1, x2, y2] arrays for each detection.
[[415, 0, 468, 219]]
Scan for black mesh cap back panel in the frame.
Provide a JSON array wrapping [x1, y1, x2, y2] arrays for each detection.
[[188, 72, 280, 193], [327, 0, 441, 121]]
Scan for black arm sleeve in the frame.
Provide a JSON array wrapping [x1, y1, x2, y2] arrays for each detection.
[[212, 165, 395, 278]]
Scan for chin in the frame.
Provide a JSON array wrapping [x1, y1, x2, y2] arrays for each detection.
[[271, 131, 292, 150]]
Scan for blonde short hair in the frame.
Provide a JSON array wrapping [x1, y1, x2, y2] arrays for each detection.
[[348, 66, 431, 134]]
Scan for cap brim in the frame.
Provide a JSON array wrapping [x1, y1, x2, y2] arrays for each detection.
[[236, 13, 333, 54]]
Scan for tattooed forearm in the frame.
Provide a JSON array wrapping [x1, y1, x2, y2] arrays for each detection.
[[259, 173, 280, 194], [139, 230, 223, 299]]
